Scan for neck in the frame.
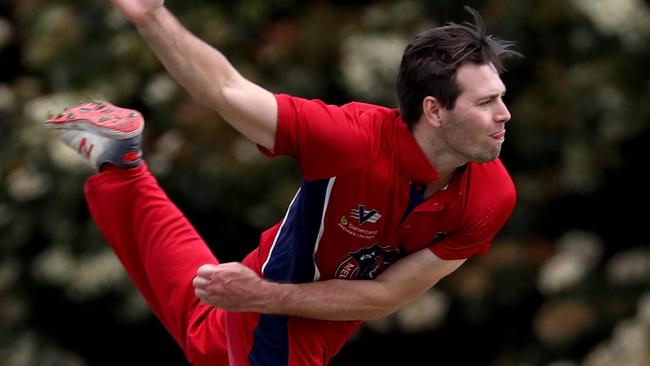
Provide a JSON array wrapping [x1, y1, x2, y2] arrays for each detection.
[[410, 118, 469, 199], [412, 120, 468, 178], [413, 131, 460, 199]]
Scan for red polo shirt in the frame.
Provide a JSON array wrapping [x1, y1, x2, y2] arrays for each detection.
[[255, 94, 516, 282], [238, 94, 516, 364]]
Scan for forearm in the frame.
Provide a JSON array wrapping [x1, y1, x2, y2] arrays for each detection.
[[194, 263, 393, 320], [260, 250, 465, 321], [263, 279, 399, 321], [135, 7, 237, 107], [194, 250, 464, 321]]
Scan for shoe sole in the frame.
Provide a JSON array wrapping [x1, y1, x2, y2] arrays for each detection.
[[44, 102, 144, 140]]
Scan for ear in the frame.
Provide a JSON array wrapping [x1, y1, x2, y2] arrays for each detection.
[[422, 96, 443, 128]]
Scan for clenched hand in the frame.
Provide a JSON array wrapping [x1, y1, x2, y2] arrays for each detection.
[[193, 263, 274, 313]]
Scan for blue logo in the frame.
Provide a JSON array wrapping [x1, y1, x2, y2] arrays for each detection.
[[350, 205, 382, 225]]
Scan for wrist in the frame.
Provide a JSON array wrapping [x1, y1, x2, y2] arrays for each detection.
[[133, 5, 167, 29], [257, 280, 289, 314]]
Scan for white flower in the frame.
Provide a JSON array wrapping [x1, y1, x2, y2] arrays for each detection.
[[143, 73, 178, 105], [395, 289, 449, 333], [571, 0, 650, 49], [607, 248, 650, 286], [7, 166, 51, 202], [341, 33, 406, 103], [538, 231, 602, 294]]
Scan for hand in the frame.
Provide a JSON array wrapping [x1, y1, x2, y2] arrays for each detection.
[[193, 262, 271, 312], [110, 0, 165, 25]]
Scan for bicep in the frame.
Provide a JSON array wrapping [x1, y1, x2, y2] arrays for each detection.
[[375, 248, 465, 309], [218, 76, 278, 151]]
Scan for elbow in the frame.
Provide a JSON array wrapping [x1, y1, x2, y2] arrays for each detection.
[[361, 286, 404, 320], [190, 71, 240, 111], [363, 305, 400, 321], [361, 279, 442, 321], [194, 83, 228, 110]]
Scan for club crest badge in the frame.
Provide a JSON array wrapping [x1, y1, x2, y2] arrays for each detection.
[[335, 244, 400, 280]]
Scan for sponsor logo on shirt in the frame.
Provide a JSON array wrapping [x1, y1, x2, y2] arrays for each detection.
[[334, 244, 400, 280], [338, 216, 379, 240], [350, 204, 382, 224]]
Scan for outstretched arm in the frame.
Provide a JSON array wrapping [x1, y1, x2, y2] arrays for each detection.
[[110, 0, 277, 150], [193, 248, 465, 321]]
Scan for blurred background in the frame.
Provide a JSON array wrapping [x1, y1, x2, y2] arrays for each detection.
[[1, 0, 649, 365]]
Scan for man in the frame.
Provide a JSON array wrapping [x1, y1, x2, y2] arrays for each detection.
[[45, 1, 519, 365]]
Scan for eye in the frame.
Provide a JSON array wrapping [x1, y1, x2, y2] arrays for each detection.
[[478, 99, 492, 106]]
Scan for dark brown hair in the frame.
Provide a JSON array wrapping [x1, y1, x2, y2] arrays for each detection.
[[396, 6, 521, 128]]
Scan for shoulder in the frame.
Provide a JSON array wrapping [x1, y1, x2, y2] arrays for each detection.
[[465, 159, 516, 213], [341, 101, 394, 113], [276, 94, 398, 125], [277, 94, 392, 114], [276, 93, 403, 140], [340, 101, 398, 123]]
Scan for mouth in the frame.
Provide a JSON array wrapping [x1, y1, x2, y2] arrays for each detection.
[[490, 130, 506, 141]]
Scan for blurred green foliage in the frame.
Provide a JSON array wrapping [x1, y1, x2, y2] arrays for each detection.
[[1, 0, 649, 365]]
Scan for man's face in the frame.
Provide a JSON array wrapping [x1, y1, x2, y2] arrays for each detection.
[[439, 63, 511, 163]]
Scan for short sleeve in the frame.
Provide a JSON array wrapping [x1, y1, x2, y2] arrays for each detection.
[[429, 163, 517, 260], [260, 94, 386, 180]]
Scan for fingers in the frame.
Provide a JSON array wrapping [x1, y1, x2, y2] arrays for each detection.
[[196, 262, 247, 278], [196, 263, 219, 278], [192, 274, 213, 305], [194, 288, 208, 301], [193, 263, 226, 304], [192, 275, 208, 289]]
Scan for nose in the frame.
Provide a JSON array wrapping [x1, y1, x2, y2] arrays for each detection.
[[495, 98, 511, 123]]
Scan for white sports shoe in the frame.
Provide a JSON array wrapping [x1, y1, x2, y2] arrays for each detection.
[[44, 102, 144, 170]]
